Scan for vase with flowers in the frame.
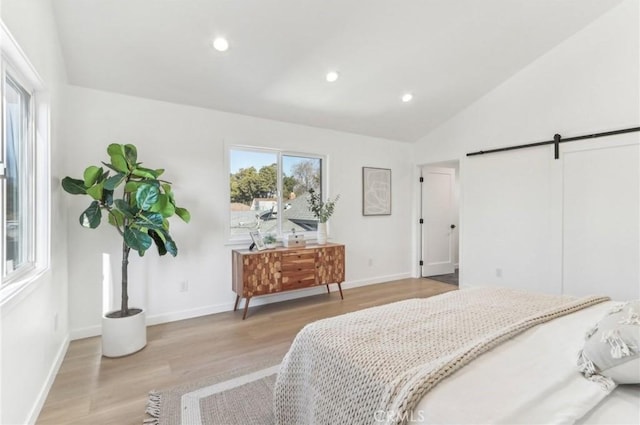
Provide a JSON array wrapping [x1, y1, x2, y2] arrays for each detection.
[[307, 188, 340, 245]]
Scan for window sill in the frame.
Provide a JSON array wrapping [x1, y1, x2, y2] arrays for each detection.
[[0, 267, 48, 314], [225, 234, 320, 247]]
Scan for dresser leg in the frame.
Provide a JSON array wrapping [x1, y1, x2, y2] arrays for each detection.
[[326, 284, 331, 294], [337, 283, 344, 300], [242, 297, 251, 320], [233, 295, 240, 311]]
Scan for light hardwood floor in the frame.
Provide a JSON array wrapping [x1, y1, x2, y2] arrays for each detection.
[[36, 278, 456, 425]]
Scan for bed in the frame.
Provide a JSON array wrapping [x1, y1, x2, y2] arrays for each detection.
[[273, 287, 640, 424]]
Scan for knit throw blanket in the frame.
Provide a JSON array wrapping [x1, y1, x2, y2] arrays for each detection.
[[273, 287, 608, 425]]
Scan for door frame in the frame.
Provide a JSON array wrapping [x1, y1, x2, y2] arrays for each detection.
[[416, 160, 460, 278]]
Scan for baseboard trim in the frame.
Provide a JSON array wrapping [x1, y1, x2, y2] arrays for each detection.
[[70, 272, 413, 340], [26, 335, 70, 425], [342, 273, 412, 289]]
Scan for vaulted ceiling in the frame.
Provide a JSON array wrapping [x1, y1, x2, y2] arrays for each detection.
[[52, 0, 623, 142]]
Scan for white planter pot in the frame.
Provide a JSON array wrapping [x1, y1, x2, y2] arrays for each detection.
[[102, 308, 147, 357], [317, 222, 327, 245]]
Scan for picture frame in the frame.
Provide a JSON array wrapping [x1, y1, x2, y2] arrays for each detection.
[[249, 231, 266, 251], [362, 167, 392, 216]]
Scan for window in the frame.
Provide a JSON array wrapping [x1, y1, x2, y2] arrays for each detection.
[[1, 22, 49, 296], [229, 147, 324, 239], [2, 72, 34, 279]]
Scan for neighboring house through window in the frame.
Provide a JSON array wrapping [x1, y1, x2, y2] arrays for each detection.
[[228, 147, 324, 240]]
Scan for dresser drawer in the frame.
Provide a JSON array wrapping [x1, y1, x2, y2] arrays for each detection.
[[282, 271, 316, 289], [281, 251, 315, 261], [281, 259, 315, 272], [281, 251, 315, 272]]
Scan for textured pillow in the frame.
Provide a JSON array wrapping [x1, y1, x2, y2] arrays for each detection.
[[578, 300, 640, 387]]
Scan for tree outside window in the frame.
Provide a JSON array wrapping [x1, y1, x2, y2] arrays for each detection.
[[229, 148, 323, 238]]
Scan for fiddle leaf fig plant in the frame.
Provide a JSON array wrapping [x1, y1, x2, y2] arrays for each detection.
[[62, 143, 190, 317]]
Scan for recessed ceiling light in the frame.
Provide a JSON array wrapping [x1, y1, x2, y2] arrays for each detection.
[[402, 93, 413, 103], [326, 71, 339, 82], [212, 37, 229, 52]]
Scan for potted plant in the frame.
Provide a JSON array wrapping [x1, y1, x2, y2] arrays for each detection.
[[62, 143, 190, 357], [307, 188, 340, 245], [263, 233, 277, 249]]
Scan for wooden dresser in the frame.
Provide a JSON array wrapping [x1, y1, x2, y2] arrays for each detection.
[[232, 243, 345, 319]]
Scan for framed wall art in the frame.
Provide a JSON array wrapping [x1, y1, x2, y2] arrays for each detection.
[[362, 167, 391, 216]]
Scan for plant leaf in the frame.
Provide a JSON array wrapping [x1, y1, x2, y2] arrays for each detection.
[[124, 228, 152, 253], [162, 183, 175, 203], [131, 166, 158, 179], [108, 209, 124, 228], [79, 201, 101, 228], [111, 156, 129, 173], [124, 144, 137, 167], [149, 194, 175, 217], [101, 161, 120, 173], [102, 189, 114, 206], [164, 233, 178, 257], [107, 143, 129, 173], [148, 230, 167, 256], [104, 173, 125, 190], [61, 177, 87, 195], [86, 183, 103, 201], [136, 211, 164, 229], [124, 181, 141, 193], [154, 168, 165, 177], [114, 199, 137, 218], [107, 143, 124, 157], [136, 183, 159, 211], [83, 166, 103, 187], [175, 207, 191, 223]]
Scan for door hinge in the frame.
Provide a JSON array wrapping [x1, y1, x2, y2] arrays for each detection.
[[419, 260, 424, 266], [419, 218, 424, 224], [419, 177, 424, 183]]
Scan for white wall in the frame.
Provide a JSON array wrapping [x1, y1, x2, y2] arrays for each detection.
[[0, 1, 69, 424], [62, 86, 414, 338], [412, 0, 639, 299]]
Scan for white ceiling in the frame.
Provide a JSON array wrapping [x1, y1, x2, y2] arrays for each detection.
[[52, 0, 622, 142]]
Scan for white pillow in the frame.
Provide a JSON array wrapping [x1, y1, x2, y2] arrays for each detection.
[[578, 300, 640, 386]]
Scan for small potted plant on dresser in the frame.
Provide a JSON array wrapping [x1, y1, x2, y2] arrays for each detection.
[[307, 188, 340, 244], [62, 143, 190, 357], [263, 233, 277, 249]]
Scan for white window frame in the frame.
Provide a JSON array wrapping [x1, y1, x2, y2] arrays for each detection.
[[0, 21, 50, 305], [226, 144, 327, 243]]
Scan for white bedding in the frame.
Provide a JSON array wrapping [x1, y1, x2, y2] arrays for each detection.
[[413, 300, 640, 424]]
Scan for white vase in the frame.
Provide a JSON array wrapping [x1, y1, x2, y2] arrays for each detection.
[[317, 222, 327, 245], [101, 308, 147, 357]]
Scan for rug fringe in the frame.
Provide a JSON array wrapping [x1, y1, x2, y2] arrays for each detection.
[[144, 390, 161, 425]]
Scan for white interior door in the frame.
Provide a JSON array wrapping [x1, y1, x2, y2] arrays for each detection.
[[562, 142, 639, 300], [422, 166, 457, 276]]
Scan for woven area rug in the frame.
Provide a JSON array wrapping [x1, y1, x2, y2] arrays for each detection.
[[145, 362, 280, 425]]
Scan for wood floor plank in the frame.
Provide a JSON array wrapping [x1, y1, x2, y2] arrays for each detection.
[[36, 278, 455, 424]]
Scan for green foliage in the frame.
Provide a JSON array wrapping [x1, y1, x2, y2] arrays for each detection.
[[62, 143, 190, 257], [229, 164, 278, 205], [61, 177, 87, 195], [229, 160, 321, 205], [263, 233, 277, 244], [307, 188, 340, 223], [282, 175, 296, 198]]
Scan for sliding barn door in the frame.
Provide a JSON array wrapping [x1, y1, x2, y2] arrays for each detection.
[[562, 142, 639, 300]]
